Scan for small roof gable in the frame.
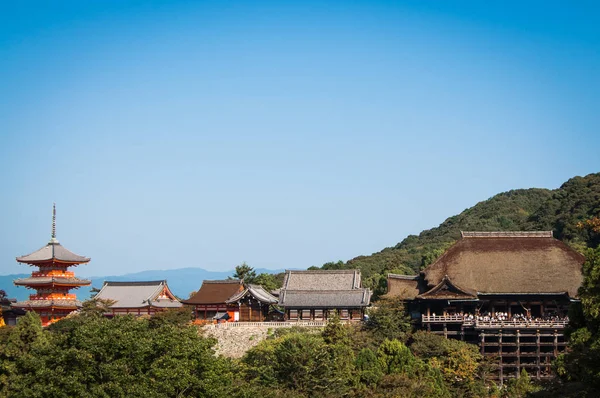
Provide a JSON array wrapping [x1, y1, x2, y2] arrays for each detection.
[[226, 284, 278, 304], [17, 241, 90, 264], [282, 270, 362, 291], [423, 231, 584, 298], [416, 275, 477, 300], [94, 280, 181, 309], [386, 274, 422, 300], [182, 279, 243, 305]]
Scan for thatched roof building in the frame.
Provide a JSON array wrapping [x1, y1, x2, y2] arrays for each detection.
[[388, 231, 585, 300]]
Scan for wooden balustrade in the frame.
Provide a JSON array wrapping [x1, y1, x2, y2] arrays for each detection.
[[421, 315, 568, 328]]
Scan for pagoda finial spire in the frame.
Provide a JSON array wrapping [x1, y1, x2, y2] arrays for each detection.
[[50, 203, 59, 244]]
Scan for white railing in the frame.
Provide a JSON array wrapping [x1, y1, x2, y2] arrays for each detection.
[[421, 315, 568, 329], [203, 321, 329, 329], [475, 320, 568, 329], [422, 315, 465, 323]]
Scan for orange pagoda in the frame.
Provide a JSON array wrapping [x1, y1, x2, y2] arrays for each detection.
[[12, 204, 91, 326]]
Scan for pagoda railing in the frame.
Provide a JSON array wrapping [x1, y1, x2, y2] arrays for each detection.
[[32, 271, 75, 278], [30, 293, 77, 301]]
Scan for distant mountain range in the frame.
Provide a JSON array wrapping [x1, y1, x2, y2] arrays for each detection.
[[0, 267, 287, 302]]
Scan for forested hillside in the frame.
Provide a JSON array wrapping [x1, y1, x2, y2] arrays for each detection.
[[317, 173, 600, 296]]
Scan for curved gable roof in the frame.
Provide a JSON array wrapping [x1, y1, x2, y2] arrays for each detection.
[[94, 280, 181, 309], [423, 232, 584, 298]]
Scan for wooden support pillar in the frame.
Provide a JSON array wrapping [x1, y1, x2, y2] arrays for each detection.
[[554, 330, 559, 357], [536, 330, 541, 380], [443, 323, 448, 338], [499, 331, 503, 385], [426, 305, 431, 317], [516, 330, 521, 378], [480, 332, 485, 355]]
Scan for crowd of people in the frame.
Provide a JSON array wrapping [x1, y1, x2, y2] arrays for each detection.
[[429, 311, 569, 324]]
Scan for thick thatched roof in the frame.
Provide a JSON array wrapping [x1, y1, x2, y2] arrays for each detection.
[[416, 275, 477, 300], [386, 274, 421, 300], [423, 231, 584, 298], [94, 280, 182, 309], [182, 280, 243, 305]]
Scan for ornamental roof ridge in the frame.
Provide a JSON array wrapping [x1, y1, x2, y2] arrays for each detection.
[[460, 231, 553, 238], [388, 273, 420, 280]]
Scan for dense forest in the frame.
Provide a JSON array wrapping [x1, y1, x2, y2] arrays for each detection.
[[314, 173, 600, 297], [0, 299, 542, 398]]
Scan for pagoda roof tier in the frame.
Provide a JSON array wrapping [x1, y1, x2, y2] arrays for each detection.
[[11, 299, 82, 309], [17, 240, 90, 265], [14, 276, 91, 287]]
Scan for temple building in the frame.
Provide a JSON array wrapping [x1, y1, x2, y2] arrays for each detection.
[[183, 279, 243, 321], [93, 280, 182, 316], [182, 279, 278, 322], [387, 231, 585, 383], [279, 270, 371, 321], [12, 205, 91, 326], [226, 284, 279, 321]]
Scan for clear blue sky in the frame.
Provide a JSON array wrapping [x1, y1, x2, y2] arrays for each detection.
[[1, 1, 598, 276]]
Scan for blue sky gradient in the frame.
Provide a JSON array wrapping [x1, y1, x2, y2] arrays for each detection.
[[1, 1, 598, 276]]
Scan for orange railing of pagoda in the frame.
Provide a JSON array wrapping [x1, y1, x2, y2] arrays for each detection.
[[32, 270, 75, 278], [30, 293, 77, 301]]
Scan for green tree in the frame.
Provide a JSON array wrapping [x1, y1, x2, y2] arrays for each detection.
[[365, 296, 412, 344], [232, 262, 257, 284], [556, 246, 600, 390]]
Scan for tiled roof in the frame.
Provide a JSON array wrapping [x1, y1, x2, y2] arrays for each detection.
[[94, 280, 182, 309], [14, 277, 91, 287], [279, 289, 371, 308], [282, 270, 361, 291], [226, 284, 278, 304], [182, 280, 243, 305], [17, 241, 90, 264], [279, 269, 371, 308], [423, 232, 584, 298]]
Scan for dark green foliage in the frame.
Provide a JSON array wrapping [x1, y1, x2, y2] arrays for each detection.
[[355, 348, 383, 386], [242, 332, 356, 397], [364, 296, 412, 344], [502, 369, 540, 397], [555, 246, 600, 393], [232, 262, 257, 283], [1, 313, 233, 398], [230, 263, 283, 291]]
